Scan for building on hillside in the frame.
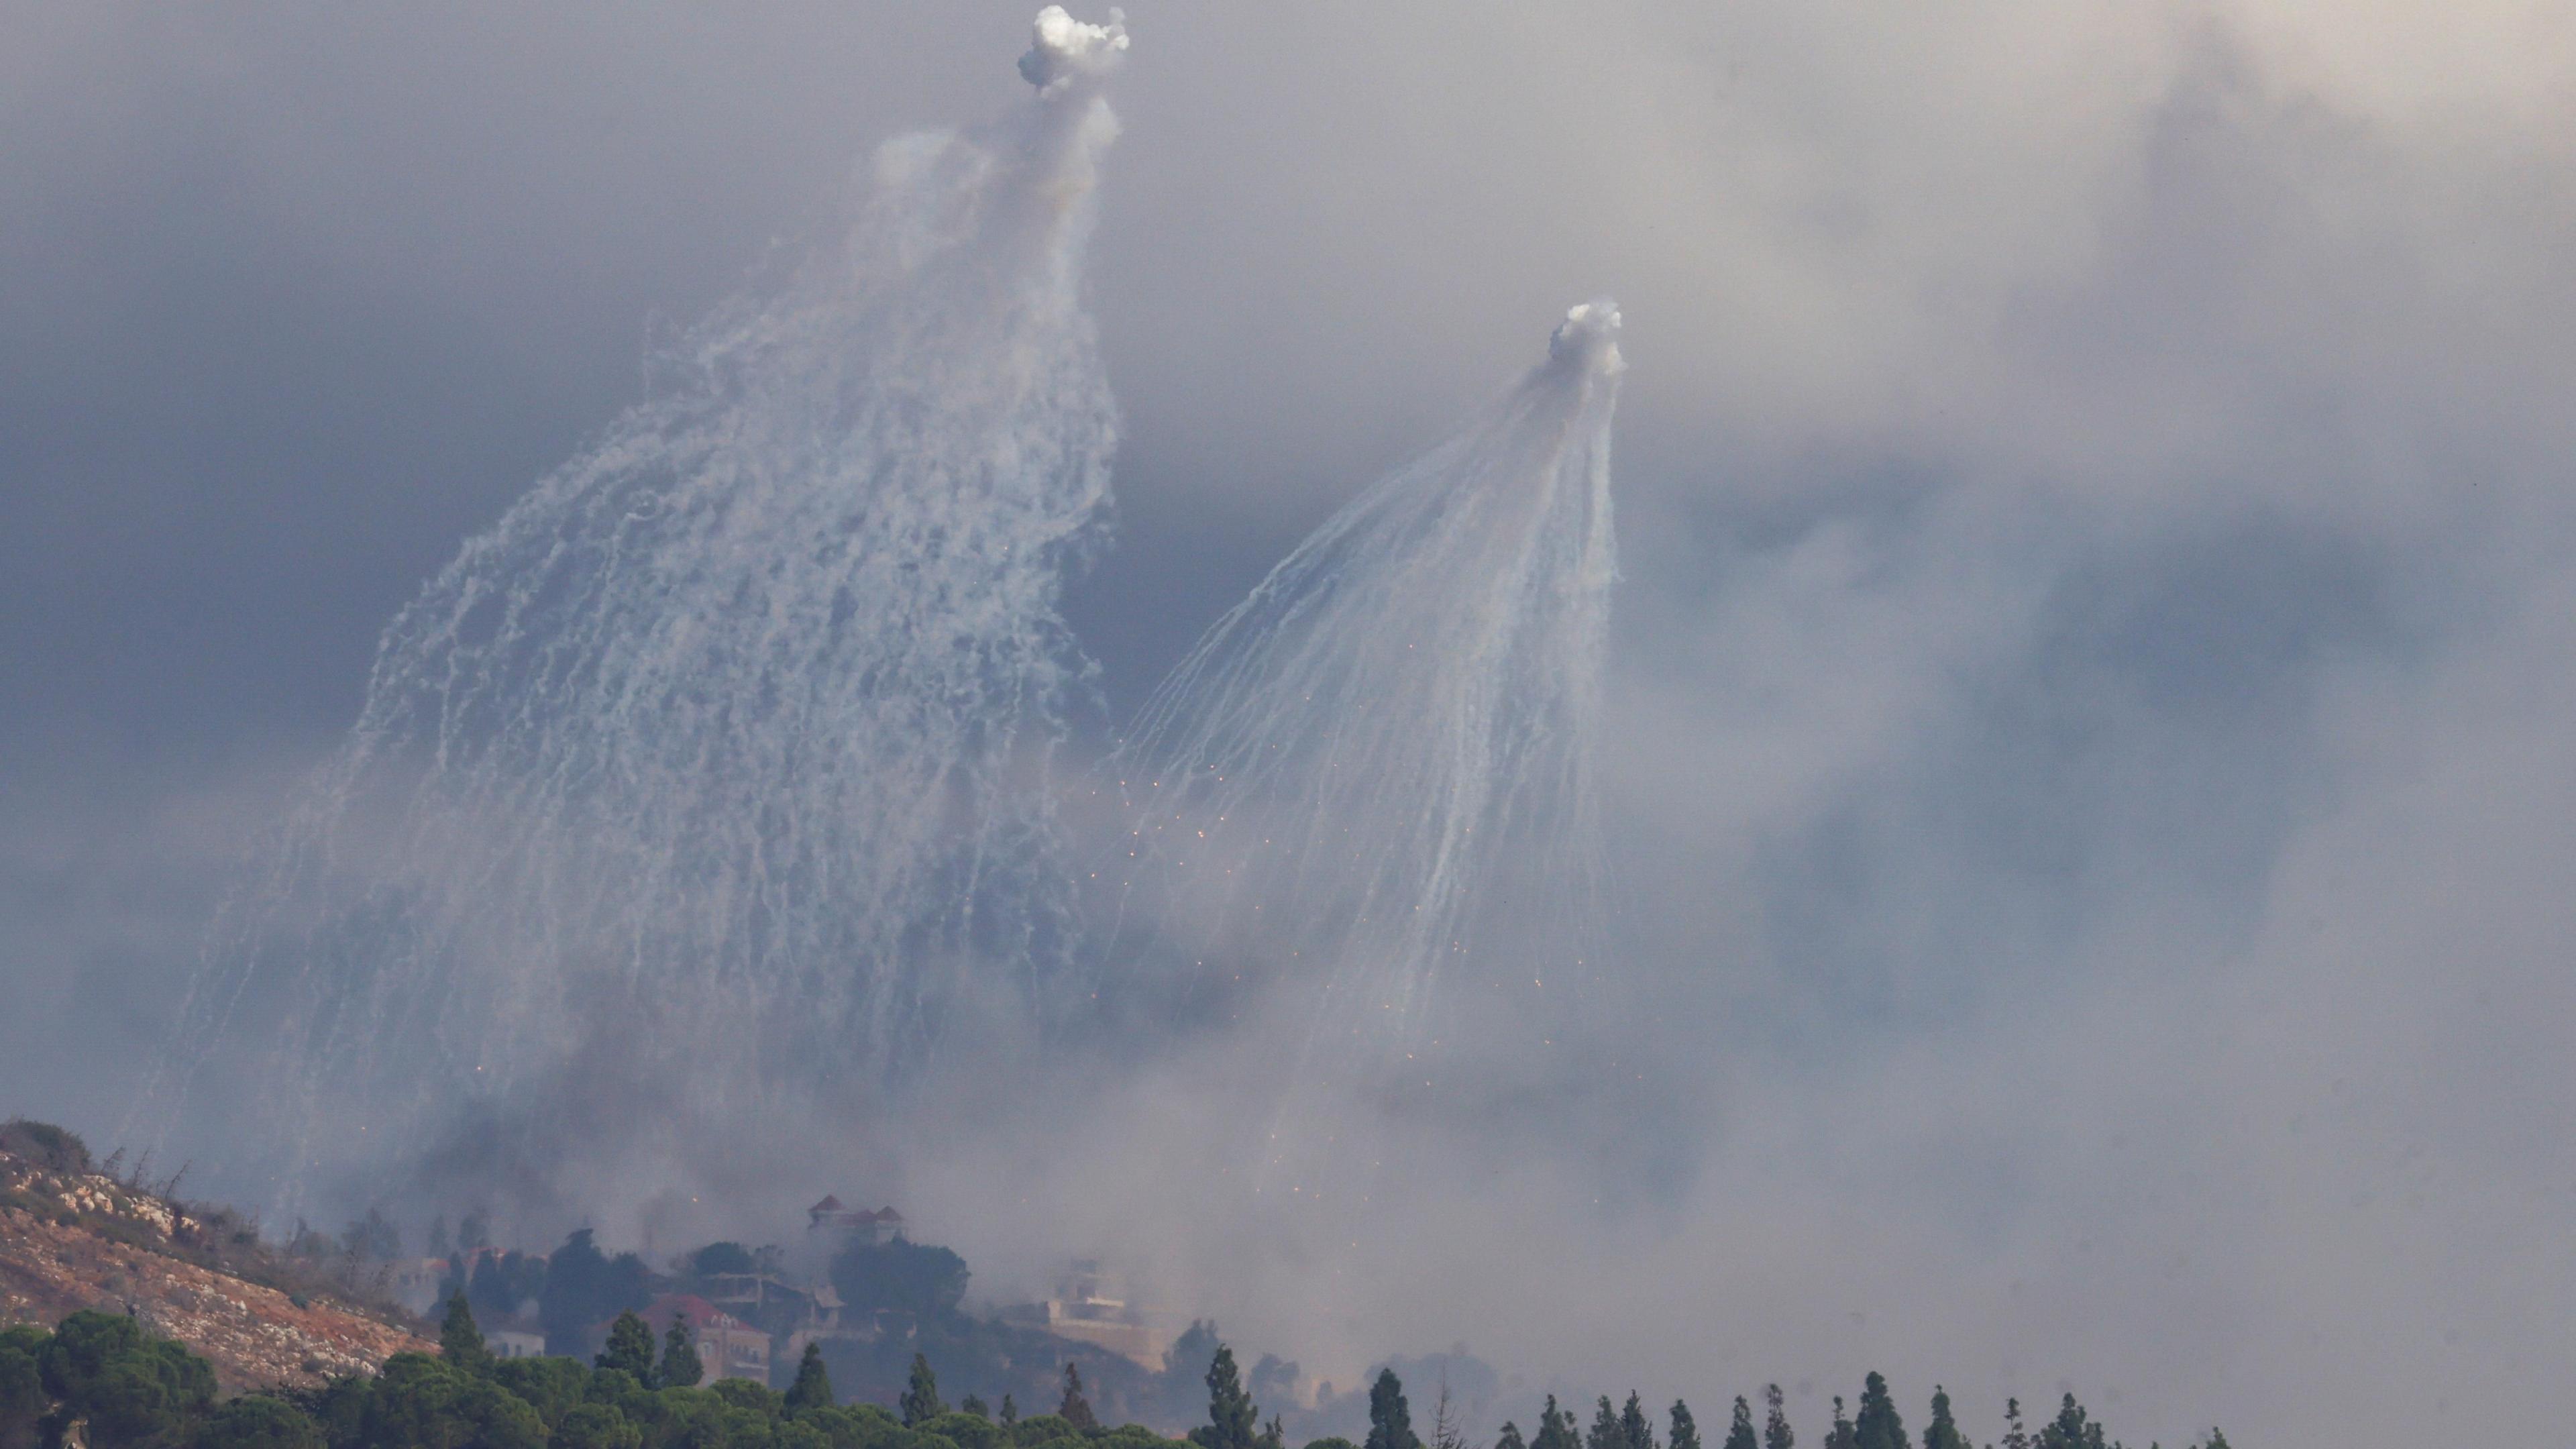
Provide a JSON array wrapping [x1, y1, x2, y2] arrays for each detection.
[[806, 1195, 906, 1246], [629, 1295, 772, 1385], [390, 1258, 450, 1316], [999, 1260, 1165, 1369], [489, 1329, 545, 1360]]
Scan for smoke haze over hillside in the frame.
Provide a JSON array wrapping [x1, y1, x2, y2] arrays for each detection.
[[5, 3, 2575, 1445]]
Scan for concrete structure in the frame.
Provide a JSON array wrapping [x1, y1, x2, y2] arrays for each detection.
[[634, 1295, 772, 1385], [806, 1195, 906, 1245], [1001, 1260, 1164, 1369]]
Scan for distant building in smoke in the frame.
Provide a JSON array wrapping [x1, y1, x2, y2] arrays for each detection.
[[806, 1195, 906, 1245], [1000, 1259, 1165, 1369], [622, 1295, 771, 1384], [488, 1328, 545, 1360]]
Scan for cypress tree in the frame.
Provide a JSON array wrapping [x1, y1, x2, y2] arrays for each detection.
[[1201, 1344, 1258, 1449], [1497, 1422, 1529, 1449], [1619, 1395, 1654, 1449], [438, 1293, 492, 1375], [901, 1354, 946, 1426], [1998, 1399, 2029, 1449], [596, 1310, 657, 1385], [1534, 1397, 1578, 1449], [1060, 1364, 1098, 1431], [1365, 1369, 1419, 1449], [1852, 1375, 1902, 1449], [2034, 1395, 2100, 1449], [1921, 1387, 1966, 1449], [659, 1323, 703, 1389], [1000, 1395, 1019, 1426], [1721, 1398, 1757, 1449], [1588, 1398, 1622, 1449], [1761, 1387, 1793, 1449], [786, 1343, 835, 1411], [1668, 1401, 1699, 1449], [1823, 1397, 1856, 1449]]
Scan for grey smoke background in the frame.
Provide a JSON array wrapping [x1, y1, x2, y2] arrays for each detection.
[[3, 1, 2572, 1444]]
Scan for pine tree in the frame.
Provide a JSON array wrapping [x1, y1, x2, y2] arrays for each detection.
[[2034, 1396, 2094, 1449], [1497, 1421, 1530, 1449], [1589, 1397, 1623, 1449], [902, 1353, 946, 1427], [1534, 1397, 1579, 1449], [786, 1342, 835, 1412], [1823, 1397, 1856, 1449], [1998, 1399, 2029, 1449], [1721, 1397, 1757, 1449], [438, 1293, 492, 1375], [2194, 1432, 2230, 1449], [1853, 1375, 1902, 1449], [1000, 1395, 1019, 1427], [1668, 1401, 1700, 1449], [1060, 1364, 1098, 1431], [1535, 1392, 1576, 1444], [1921, 1387, 1966, 1449], [596, 1310, 657, 1385], [1200, 1344, 1259, 1449], [1619, 1394, 1654, 1449], [1365, 1368, 1419, 1449], [1762, 1386, 1794, 1449], [659, 1322, 703, 1388], [962, 1396, 990, 1421]]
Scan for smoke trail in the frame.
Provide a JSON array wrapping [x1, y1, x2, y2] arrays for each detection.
[[146, 9, 1133, 1225], [1102, 301, 1623, 1160]]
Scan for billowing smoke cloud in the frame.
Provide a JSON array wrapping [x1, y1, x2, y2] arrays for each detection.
[[141, 6, 1134, 1233]]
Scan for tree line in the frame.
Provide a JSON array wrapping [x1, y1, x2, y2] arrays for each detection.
[[1189, 1343, 2230, 1449], [1, 1298, 2234, 1449]]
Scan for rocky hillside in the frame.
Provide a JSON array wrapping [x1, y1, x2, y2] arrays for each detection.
[[0, 1119, 429, 1391]]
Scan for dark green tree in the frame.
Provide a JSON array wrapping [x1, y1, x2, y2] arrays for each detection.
[[1000, 1394, 1019, 1426], [1921, 1387, 1966, 1449], [1587, 1399, 1621, 1449], [1496, 1422, 1529, 1449], [1059, 1363, 1098, 1431], [961, 1394, 990, 1420], [1853, 1375, 1903, 1449], [196, 1396, 323, 1449], [1668, 1401, 1700, 1449], [833, 1242, 971, 1324], [551, 1403, 642, 1449], [657, 1322, 702, 1389], [1196, 1344, 1258, 1449], [902, 1352, 946, 1427], [1364, 1369, 1419, 1449], [439, 1294, 492, 1374], [785, 1342, 835, 1412], [1721, 1397, 1757, 1449], [1533, 1397, 1579, 1449], [1822, 1397, 1856, 1449], [1258, 1415, 1287, 1449], [2034, 1395, 2102, 1449], [36, 1311, 215, 1449], [593, 1311, 656, 1385], [0, 1326, 44, 1449], [1619, 1395, 1654, 1449], [2194, 1432, 2231, 1449], [1998, 1399, 2031, 1449], [1761, 1387, 1794, 1449]]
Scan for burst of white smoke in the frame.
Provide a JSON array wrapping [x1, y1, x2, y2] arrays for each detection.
[[1102, 300, 1623, 1177], [1019, 6, 1128, 96], [146, 11, 1134, 1228]]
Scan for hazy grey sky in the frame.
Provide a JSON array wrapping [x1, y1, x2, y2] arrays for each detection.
[[5, 3, 2573, 1444]]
